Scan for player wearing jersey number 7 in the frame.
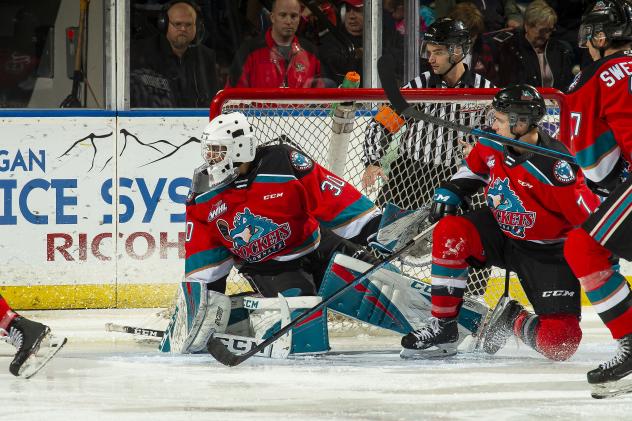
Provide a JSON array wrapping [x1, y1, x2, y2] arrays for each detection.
[[400, 85, 601, 360], [562, 0, 632, 399]]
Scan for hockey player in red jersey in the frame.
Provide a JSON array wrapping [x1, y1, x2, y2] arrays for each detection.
[[400, 85, 600, 360], [186, 112, 381, 297], [0, 294, 66, 377], [562, 0, 632, 398], [159, 111, 383, 354]]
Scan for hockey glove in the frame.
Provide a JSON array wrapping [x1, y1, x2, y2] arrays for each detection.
[[429, 183, 467, 223]]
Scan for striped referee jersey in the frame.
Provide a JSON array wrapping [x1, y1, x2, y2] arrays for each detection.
[[363, 65, 494, 167]]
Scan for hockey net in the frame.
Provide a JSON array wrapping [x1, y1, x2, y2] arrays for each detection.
[[210, 87, 568, 333]]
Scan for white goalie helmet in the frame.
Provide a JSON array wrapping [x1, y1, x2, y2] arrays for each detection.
[[200, 112, 258, 188]]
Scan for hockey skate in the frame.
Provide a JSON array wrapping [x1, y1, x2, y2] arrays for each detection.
[[481, 298, 524, 355], [3, 317, 67, 378], [588, 334, 632, 399], [400, 317, 458, 359]]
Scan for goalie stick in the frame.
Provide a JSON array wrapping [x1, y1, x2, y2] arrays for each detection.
[[376, 55, 576, 164], [206, 221, 438, 367], [105, 322, 292, 359]]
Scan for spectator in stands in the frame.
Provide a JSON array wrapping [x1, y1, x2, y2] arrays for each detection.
[[447, 2, 495, 81], [227, 0, 326, 88], [545, 0, 587, 70], [494, 0, 574, 90], [320, 0, 364, 85], [130, 0, 219, 108], [435, 0, 523, 32]]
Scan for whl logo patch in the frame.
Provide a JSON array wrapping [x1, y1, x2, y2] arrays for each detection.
[[487, 178, 535, 238], [217, 208, 291, 262], [208, 201, 228, 222]]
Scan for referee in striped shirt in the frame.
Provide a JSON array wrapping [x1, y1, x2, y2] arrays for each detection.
[[362, 18, 494, 210]]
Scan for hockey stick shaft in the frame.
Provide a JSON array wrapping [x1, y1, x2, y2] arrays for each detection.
[[377, 55, 576, 164], [207, 222, 438, 366]]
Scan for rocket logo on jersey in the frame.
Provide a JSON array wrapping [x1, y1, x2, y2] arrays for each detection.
[[290, 151, 313, 171], [487, 178, 536, 238], [553, 160, 576, 184], [217, 208, 291, 262]]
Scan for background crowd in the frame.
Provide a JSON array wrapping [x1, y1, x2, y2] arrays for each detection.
[[129, 0, 591, 107]]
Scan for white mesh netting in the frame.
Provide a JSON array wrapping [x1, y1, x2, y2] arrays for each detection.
[[212, 88, 564, 330]]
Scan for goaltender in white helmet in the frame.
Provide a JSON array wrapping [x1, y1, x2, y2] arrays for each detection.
[[194, 112, 259, 192]]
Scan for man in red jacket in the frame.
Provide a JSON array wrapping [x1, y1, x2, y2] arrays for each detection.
[[227, 0, 325, 88]]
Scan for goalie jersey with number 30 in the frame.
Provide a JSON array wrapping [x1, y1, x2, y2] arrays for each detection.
[[185, 143, 380, 289]]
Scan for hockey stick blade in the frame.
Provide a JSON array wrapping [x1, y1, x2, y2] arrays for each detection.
[[105, 323, 290, 359], [105, 323, 165, 338], [207, 221, 438, 367], [376, 55, 576, 164]]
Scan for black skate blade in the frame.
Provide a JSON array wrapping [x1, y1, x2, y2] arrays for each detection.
[[399, 344, 457, 359], [591, 378, 632, 399], [20, 334, 67, 379]]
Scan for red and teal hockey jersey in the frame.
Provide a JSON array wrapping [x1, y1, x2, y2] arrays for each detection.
[[450, 131, 598, 242], [184, 144, 380, 286], [566, 50, 632, 184]]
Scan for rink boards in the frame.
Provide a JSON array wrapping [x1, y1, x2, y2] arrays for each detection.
[[0, 110, 630, 310]]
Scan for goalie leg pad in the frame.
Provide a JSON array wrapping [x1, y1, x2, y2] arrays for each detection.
[[319, 253, 489, 339], [159, 282, 231, 353], [227, 293, 330, 355]]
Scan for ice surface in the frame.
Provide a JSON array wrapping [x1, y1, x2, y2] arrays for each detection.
[[1, 308, 630, 420]]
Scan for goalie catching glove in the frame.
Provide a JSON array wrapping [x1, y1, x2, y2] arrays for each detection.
[[371, 202, 434, 259]]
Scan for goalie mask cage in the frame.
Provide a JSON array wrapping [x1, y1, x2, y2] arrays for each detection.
[[210, 87, 568, 333]]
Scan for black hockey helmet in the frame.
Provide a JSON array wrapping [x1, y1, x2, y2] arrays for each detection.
[[579, 0, 632, 48], [492, 84, 546, 131], [421, 18, 472, 62]]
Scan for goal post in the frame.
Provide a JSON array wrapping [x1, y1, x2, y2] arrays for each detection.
[[209, 87, 568, 313]]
